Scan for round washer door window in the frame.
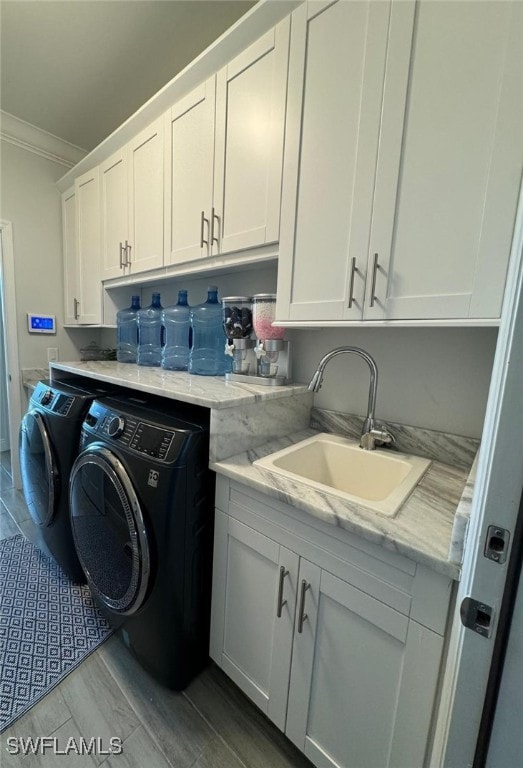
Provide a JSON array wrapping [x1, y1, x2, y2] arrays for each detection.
[[19, 410, 59, 527], [69, 446, 151, 615]]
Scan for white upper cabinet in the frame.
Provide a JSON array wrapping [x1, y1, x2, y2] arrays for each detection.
[[277, 0, 523, 324], [164, 78, 216, 265], [100, 148, 128, 280], [164, 18, 290, 266], [62, 186, 79, 325], [68, 169, 102, 325], [365, 0, 523, 321], [100, 117, 164, 280], [278, 0, 390, 322]]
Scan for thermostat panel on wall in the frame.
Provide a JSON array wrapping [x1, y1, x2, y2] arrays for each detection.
[[27, 314, 56, 334]]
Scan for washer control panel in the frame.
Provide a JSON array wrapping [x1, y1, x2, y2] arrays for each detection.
[[83, 402, 176, 461], [31, 383, 75, 417], [129, 422, 175, 460]]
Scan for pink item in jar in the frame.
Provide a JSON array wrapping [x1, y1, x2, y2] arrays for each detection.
[[252, 294, 286, 341]]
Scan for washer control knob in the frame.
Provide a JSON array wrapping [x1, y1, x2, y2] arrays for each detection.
[[41, 389, 53, 405], [107, 415, 125, 438]]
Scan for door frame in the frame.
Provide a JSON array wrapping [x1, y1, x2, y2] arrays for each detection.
[[0, 220, 22, 489], [430, 175, 523, 766]]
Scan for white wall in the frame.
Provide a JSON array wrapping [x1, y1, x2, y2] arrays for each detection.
[[288, 325, 497, 439], [0, 139, 100, 369]]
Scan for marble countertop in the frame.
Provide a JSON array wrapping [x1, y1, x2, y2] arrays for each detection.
[[47, 362, 473, 579], [212, 429, 472, 580], [50, 361, 308, 409]]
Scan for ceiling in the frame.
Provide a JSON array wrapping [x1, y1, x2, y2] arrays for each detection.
[[0, 0, 257, 152]]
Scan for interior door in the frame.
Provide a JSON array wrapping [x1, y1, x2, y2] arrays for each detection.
[[432, 179, 523, 766]]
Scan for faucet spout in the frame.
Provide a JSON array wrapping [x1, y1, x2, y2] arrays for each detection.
[[308, 346, 393, 450]]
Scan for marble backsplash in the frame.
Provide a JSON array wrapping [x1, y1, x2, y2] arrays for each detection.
[[210, 393, 312, 462], [21, 368, 48, 390], [310, 407, 480, 470]]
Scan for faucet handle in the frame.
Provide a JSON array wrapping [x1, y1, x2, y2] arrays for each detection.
[[360, 425, 395, 451], [373, 424, 395, 445]]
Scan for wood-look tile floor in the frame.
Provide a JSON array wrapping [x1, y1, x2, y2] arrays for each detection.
[[0, 458, 312, 768]]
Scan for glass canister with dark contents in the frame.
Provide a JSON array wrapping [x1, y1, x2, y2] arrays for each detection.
[[221, 296, 254, 374]]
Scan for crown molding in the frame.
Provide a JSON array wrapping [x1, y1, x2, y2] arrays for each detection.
[[0, 111, 87, 168]]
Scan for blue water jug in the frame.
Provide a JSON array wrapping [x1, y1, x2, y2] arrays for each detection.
[[137, 293, 163, 367], [116, 295, 141, 363], [189, 286, 231, 376], [161, 289, 191, 371]]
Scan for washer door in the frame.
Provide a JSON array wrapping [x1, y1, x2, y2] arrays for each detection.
[[19, 410, 59, 527], [69, 445, 151, 615]]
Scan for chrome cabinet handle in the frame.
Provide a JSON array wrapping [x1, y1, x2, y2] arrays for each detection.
[[210, 207, 220, 247], [73, 298, 80, 320], [119, 242, 125, 268], [125, 241, 131, 266], [297, 579, 310, 634], [369, 253, 379, 308], [276, 566, 289, 618], [348, 257, 357, 309], [200, 211, 209, 248]]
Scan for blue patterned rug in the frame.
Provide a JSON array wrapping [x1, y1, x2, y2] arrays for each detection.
[[0, 534, 113, 733]]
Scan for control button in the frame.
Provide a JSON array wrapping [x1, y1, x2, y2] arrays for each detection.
[[85, 413, 98, 428], [41, 389, 53, 405], [107, 415, 126, 438]]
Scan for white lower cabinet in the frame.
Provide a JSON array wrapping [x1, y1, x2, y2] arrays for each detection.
[[210, 478, 452, 768]]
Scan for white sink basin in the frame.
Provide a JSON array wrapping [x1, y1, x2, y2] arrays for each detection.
[[254, 433, 431, 517]]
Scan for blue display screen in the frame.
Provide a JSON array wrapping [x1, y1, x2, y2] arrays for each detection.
[[31, 316, 54, 330]]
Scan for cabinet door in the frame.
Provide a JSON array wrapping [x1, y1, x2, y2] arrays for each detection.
[[62, 186, 79, 325], [165, 79, 215, 265], [100, 148, 128, 280], [365, 0, 523, 321], [210, 511, 299, 730], [286, 565, 443, 768], [277, 0, 391, 322], [75, 168, 101, 325], [128, 116, 164, 274], [213, 18, 289, 256]]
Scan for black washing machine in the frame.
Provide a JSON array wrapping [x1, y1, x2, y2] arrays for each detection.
[[68, 393, 214, 690], [19, 378, 117, 582]]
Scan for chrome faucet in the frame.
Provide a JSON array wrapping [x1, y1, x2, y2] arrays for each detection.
[[308, 346, 394, 450]]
